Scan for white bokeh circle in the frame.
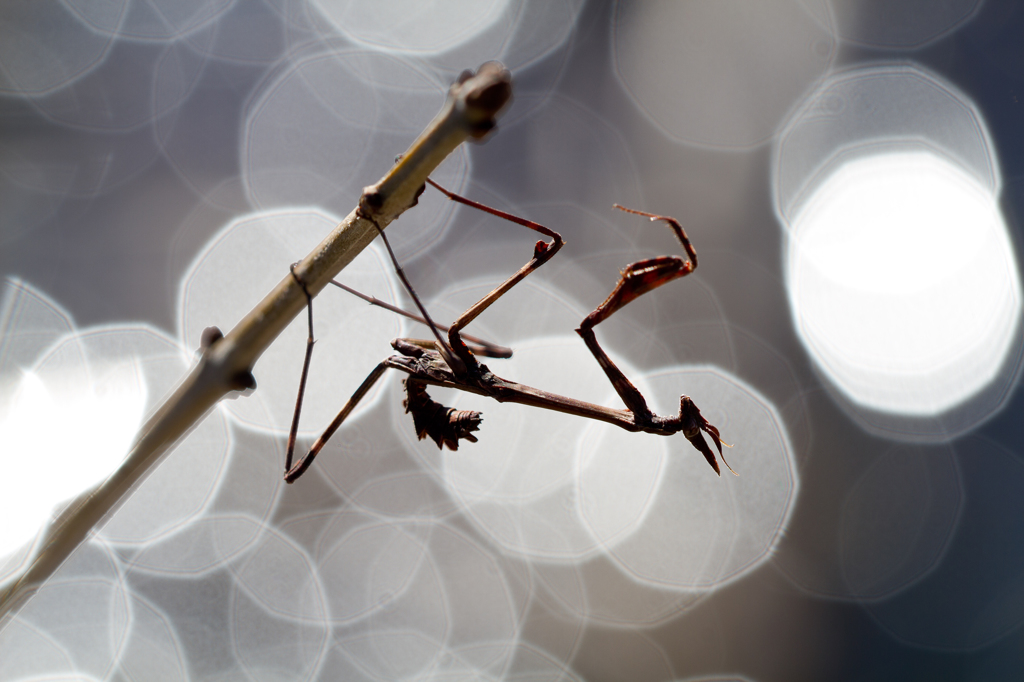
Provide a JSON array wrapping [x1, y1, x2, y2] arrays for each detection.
[[587, 367, 798, 590], [432, 335, 666, 562], [786, 150, 1021, 416], [310, 0, 510, 55], [775, 64, 1022, 437], [241, 47, 468, 259], [178, 207, 401, 437], [0, 311, 232, 564]]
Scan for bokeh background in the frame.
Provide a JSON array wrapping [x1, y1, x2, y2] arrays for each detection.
[[2, 1, 1024, 680]]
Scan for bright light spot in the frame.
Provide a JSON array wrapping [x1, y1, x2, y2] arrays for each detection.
[[310, 0, 510, 55], [0, 364, 146, 557], [787, 151, 1021, 414]]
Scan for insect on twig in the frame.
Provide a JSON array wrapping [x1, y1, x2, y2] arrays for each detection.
[[283, 179, 732, 483]]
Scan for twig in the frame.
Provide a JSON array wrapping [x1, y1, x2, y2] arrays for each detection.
[[0, 62, 512, 621]]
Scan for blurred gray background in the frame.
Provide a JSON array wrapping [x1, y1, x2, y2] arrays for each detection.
[[3, 1, 1024, 680]]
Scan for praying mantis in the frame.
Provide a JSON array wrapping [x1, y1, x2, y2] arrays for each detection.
[[282, 178, 732, 483]]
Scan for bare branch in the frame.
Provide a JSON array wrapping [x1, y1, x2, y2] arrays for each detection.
[[0, 62, 513, 621]]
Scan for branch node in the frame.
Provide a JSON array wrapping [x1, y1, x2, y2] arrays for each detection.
[[230, 370, 257, 393], [359, 187, 384, 213], [200, 326, 224, 350], [458, 61, 512, 139]]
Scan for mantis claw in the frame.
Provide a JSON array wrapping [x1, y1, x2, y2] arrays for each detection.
[[680, 396, 736, 476]]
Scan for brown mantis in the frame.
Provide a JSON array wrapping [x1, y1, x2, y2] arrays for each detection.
[[283, 179, 731, 484]]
